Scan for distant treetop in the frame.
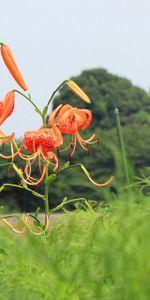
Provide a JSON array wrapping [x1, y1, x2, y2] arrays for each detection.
[[53, 68, 150, 130]]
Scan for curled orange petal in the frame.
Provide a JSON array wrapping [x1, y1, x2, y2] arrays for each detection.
[[48, 104, 62, 127], [47, 151, 59, 171], [0, 91, 15, 125], [0, 101, 3, 117], [22, 164, 47, 186]]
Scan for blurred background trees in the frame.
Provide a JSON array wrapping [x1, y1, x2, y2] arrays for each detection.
[[1, 68, 150, 211]]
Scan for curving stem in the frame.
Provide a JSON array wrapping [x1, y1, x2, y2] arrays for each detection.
[[47, 80, 68, 107], [44, 163, 50, 226], [13, 89, 43, 118]]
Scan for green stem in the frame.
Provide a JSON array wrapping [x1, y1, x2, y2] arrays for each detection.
[[42, 115, 46, 127], [0, 182, 44, 199], [47, 80, 68, 107], [44, 164, 50, 225], [114, 107, 129, 184], [49, 197, 87, 214], [41, 80, 68, 127], [0, 162, 12, 168], [0, 213, 19, 220], [57, 163, 82, 175], [0, 183, 24, 191], [13, 89, 42, 117], [0, 135, 10, 139]]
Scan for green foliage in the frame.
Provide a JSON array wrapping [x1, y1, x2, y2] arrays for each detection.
[[54, 68, 150, 130], [0, 196, 150, 299], [48, 68, 150, 205], [1, 68, 150, 211]]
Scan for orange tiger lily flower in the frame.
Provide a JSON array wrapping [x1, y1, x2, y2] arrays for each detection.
[[18, 127, 63, 186], [0, 43, 28, 91], [0, 91, 15, 126], [48, 104, 97, 156]]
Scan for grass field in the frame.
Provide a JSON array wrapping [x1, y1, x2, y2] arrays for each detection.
[[0, 190, 150, 300]]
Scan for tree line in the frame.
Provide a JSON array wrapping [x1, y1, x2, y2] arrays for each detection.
[[1, 68, 150, 211]]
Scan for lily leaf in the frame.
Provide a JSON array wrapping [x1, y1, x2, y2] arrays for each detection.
[[34, 107, 42, 116], [45, 174, 57, 184], [34, 207, 40, 219], [0, 163, 11, 168], [61, 161, 70, 171], [0, 206, 4, 214], [42, 105, 48, 117]]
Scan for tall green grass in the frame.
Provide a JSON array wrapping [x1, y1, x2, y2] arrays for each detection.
[[0, 191, 150, 300]]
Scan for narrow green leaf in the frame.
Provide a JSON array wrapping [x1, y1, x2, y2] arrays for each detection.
[[0, 186, 4, 192], [34, 207, 40, 218], [0, 163, 11, 168], [35, 107, 42, 116], [81, 164, 90, 177], [62, 197, 68, 203], [12, 139, 19, 151], [61, 161, 70, 170], [42, 105, 48, 117], [12, 164, 23, 179], [45, 174, 57, 184], [0, 206, 4, 214]]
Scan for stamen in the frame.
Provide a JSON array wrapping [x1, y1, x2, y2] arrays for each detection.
[[24, 160, 45, 183], [24, 162, 32, 181], [10, 142, 14, 163], [59, 139, 73, 152], [76, 132, 89, 151], [53, 154, 59, 171], [46, 152, 59, 171], [0, 150, 19, 159], [38, 153, 42, 173], [23, 153, 40, 182], [18, 151, 38, 161], [77, 132, 97, 145], [83, 133, 96, 143], [22, 164, 47, 186], [70, 134, 77, 157]]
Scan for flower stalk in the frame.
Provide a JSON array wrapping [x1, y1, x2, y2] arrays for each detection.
[[0, 41, 114, 234], [114, 107, 129, 184], [13, 89, 42, 117], [44, 163, 50, 225]]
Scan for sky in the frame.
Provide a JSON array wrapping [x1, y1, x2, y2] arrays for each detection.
[[0, 0, 150, 138]]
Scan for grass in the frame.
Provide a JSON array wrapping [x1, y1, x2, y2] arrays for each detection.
[[0, 190, 150, 300]]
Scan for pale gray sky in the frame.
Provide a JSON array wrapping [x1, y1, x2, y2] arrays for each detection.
[[0, 0, 150, 137]]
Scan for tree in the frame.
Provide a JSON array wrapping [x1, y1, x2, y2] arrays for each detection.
[[1, 68, 150, 210]]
